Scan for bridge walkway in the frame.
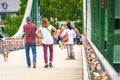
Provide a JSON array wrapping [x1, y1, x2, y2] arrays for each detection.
[[0, 45, 83, 80]]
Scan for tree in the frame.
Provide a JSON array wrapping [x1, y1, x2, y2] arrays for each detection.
[[3, 15, 22, 36], [40, 0, 83, 33], [18, 0, 27, 15], [3, 0, 83, 36], [3, 0, 27, 37], [40, 0, 82, 20]]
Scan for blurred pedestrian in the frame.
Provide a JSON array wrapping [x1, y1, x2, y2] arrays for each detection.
[[23, 16, 38, 68], [62, 20, 76, 60], [53, 33, 58, 44], [57, 26, 65, 49], [76, 30, 82, 45], [35, 18, 57, 68], [57, 26, 64, 47]]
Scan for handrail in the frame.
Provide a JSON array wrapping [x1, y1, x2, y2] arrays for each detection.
[[82, 45, 91, 80], [87, 38, 119, 80], [12, 0, 33, 38]]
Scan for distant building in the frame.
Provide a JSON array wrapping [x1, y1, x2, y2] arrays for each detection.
[[0, 0, 20, 20]]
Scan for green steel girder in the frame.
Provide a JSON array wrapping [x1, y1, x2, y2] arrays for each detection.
[[91, 0, 96, 44], [30, 0, 42, 27], [106, 0, 115, 65], [87, 0, 119, 73], [91, 0, 101, 48], [91, 0, 115, 65], [99, 0, 106, 54]]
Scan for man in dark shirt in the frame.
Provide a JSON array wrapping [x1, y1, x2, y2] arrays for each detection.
[[23, 16, 37, 68]]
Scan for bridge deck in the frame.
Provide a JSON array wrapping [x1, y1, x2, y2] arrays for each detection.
[[0, 45, 83, 80]]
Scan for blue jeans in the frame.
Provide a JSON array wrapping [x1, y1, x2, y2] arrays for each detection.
[[25, 44, 36, 67]]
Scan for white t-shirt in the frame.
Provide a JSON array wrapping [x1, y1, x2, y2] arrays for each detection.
[[39, 25, 53, 45], [62, 29, 76, 44]]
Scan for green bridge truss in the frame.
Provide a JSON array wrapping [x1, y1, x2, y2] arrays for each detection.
[[31, 0, 42, 27], [12, 0, 42, 38]]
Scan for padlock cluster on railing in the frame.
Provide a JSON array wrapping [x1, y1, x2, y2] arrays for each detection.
[[0, 38, 25, 52], [0, 38, 42, 53], [82, 36, 108, 80]]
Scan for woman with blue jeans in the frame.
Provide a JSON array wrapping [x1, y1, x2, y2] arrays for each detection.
[[36, 18, 57, 68]]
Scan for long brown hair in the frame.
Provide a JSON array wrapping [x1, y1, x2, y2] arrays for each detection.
[[42, 18, 49, 28]]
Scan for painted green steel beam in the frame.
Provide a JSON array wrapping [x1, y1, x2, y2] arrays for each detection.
[[106, 0, 115, 65], [31, 0, 41, 27], [99, 0, 106, 55]]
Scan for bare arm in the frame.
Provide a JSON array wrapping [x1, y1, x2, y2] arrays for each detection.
[[35, 28, 41, 44], [35, 28, 40, 38], [52, 26, 57, 36]]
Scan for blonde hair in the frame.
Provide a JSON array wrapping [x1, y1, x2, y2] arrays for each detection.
[[42, 18, 49, 28]]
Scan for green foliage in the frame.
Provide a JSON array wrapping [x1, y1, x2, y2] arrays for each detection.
[[3, 0, 28, 37], [3, 15, 22, 36], [40, 0, 83, 20], [18, 0, 27, 15], [40, 0, 83, 33], [3, 0, 83, 36]]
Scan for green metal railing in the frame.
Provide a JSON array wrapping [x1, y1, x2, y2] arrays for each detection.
[[113, 0, 120, 73], [90, 0, 115, 65], [84, 0, 120, 74]]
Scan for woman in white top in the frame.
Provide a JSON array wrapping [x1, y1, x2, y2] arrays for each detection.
[[62, 20, 76, 60], [35, 18, 57, 68]]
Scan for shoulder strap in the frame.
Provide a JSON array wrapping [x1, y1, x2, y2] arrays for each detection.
[[46, 28, 51, 33]]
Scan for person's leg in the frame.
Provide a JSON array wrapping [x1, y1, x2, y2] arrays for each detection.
[[70, 44, 75, 59], [58, 36, 61, 47], [54, 36, 57, 44], [49, 44, 53, 62], [25, 44, 31, 67], [31, 44, 37, 68], [42, 44, 48, 67], [49, 44, 53, 67], [62, 42, 66, 49], [66, 44, 70, 60], [73, 38, 76, 44]]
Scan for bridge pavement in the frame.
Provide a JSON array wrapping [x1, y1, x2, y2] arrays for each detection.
[[0, 45, 83, 80]]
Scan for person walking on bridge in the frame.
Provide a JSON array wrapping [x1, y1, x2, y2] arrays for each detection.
[[62, 20, 76, 60], [23, 16, 38, 68], [35, 18, 57, 68]]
